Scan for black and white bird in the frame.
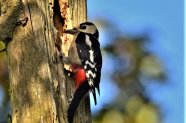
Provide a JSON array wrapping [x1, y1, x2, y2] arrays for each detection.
[[63, 22, 102, 123]]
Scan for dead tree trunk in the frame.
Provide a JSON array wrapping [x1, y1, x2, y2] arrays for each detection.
[[0, 0, 91, 123]]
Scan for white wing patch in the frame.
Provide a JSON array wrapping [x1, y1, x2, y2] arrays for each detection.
[[85, 35, 92, 47], [84, 35, 98, 87], [86, 70, 96, 78], [95, 68, 97, 71], [85, 35, 94, 62], [86, 70, 96, 87], [89, 50, 94, 62], [85, 60, 95, 68], [88, 79, 94, 87]]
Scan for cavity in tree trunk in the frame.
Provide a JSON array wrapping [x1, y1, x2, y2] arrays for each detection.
[[0, 0, 91, 123]]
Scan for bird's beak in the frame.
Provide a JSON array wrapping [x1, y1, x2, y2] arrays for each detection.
[[64, 28, 78, 35]]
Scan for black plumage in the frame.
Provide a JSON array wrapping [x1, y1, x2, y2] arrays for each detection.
[[75, 32, 102, 104], [64, 22, 102, 123]]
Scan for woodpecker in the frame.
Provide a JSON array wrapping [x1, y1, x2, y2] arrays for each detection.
[[63, 22, 102, 123]]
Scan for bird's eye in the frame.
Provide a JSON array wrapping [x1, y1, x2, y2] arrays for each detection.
[[81, 25, 86, 29]]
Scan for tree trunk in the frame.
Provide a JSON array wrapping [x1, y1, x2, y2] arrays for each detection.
[[0, 0, 91, 123]]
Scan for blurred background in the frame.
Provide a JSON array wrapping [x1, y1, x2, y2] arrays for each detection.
[[88, 1, 184, 123], [0, 0, 184, 123]]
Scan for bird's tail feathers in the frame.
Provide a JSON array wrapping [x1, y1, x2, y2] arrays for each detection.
[[68, 82, 90, 123], [91, 87, 97, 105], [97, 85, 100, 96]]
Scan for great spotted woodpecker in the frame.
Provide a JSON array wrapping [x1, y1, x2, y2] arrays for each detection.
[[63, 22, 102, 123]]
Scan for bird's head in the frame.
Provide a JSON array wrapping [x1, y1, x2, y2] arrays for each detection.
[[64, 22, 99, 38]]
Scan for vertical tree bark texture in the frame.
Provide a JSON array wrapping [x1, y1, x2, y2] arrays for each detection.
[[7, 0, 59, 122], [59, 0, 92, 123], [0, 0, 91, 123]]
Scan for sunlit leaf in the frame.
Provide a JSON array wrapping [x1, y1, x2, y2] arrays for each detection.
[[135, 104, 160, 123], [102, 110, 124, 123], [126, 95, 144, 116]]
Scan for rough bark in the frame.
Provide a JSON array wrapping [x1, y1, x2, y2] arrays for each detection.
[[57, 0, 91, 122], [0, 0, 91, 123]]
